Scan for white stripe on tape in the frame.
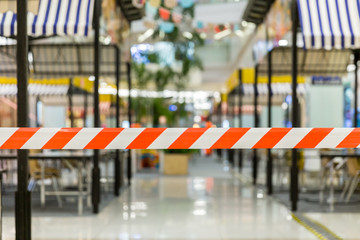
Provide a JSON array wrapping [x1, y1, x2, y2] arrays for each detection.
[[232, 128, 270, 149], [106, 128, 145, 149], [0, 128, 18, 147], [21, 128, 60, 149], [190, 128, 228, 149], [147, 128, 187, 149], [274, 128, 312, 148], [63, 128, 103, 149], [316, 128, 354, 148]]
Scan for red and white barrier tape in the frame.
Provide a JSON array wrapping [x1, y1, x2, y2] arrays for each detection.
[[0, 128, 359, 149]]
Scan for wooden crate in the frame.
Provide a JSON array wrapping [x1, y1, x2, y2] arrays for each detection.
[[163, 154, 189, 175]]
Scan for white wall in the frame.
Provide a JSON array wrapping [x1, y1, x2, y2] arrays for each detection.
[[43, 106, 66, 127], [260, 106, 285, 127], [307, 85, 344, 127]]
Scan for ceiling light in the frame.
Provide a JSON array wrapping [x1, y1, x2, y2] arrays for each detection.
[[138, 29, 154, 43], [183, 31, 193, 39], [214, 29, 231, 40], [278, 39, 288, 46], [235, 30, 244, 38], [347, 64, 356, 72], [103, 36, 112, 45]]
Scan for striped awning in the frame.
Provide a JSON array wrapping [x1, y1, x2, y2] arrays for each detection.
[[242, 83, 307, 96], [0, 0, 94, 37], [297, 0, 360, 49]]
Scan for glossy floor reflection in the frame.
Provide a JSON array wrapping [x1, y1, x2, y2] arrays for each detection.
[[2, 156, 348, 240]]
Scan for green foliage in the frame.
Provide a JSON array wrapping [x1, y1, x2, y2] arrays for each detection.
[[132, 97, 149, 123], [132, 0, 206, 91], [147, 52, 159, 63], [154, 66, 176, 91], [152, 98, 174, 126], [131, 62, 153, 89], [182, 5, 195, 18], [164, 149, 199, 154]]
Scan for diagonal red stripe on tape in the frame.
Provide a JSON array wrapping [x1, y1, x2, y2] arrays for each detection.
[[0, 128, 39, 149], [126, 128, 166, 149], [168, 128, 207, 149], [84, 128, 124, 149], [336, 128, 360, 148], [42, 128, 82, 149], [252, 128, 291, 149], [210, 128, 250, 149], [294, 128, 333, 148]]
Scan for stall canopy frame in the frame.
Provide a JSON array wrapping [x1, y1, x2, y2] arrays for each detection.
[[0, 43, 127, 77], [240, 0, 360, 212]]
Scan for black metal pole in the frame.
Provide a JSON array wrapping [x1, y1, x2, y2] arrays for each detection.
[[266, 29, 273, 195], [253, 64, 259, 185], [127, 62, 132, 186], [35, 96, 40, 127], [354, 51, 359, 127], [291, 0, 299, 212], [68, 78, 74, 128], [16, 0, 31, 239], [114, 46, 121, 196], [92, 0, 101, 214], [238, 69, 243, 171]]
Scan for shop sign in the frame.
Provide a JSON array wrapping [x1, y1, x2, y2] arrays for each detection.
[[311, 76, 342, 85]]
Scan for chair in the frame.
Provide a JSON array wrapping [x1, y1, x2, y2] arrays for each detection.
[[28, 159, 63, 207], [303, 150, 322, 189], [340, 158, 360, 202]]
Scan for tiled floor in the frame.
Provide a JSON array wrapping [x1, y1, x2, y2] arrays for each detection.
[[2, 155, 357, 240], [304, 213, 360, 240]]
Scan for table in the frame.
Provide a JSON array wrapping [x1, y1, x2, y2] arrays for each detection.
[[0, 151, 95, 215], [319, 151, 360, 211]]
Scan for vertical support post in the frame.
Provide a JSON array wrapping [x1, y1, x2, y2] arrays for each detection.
[[35, 96, 40, 127], [16, 0, 31, 239], [92, 0, 101, 214], [114, 46, 121, 196], [238, 69, 243, 171], [354, 51, 359, 127], [127, 62, 132, 186], [68, 78, 74, 128], [253, 64, 259, 185], [266, 28, 273, 195], [291, 0, 299, 212]]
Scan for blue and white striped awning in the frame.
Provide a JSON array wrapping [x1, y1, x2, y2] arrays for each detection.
[[297, 0, 360, 49], [0, 0, 94, 37]]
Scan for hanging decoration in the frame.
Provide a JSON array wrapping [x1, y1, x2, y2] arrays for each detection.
[[196, 21, 204, 31], [132, 0, 146, 8], [159, 21, 175, 33], [159, 7, 171, 21], [145, 2, 158, 17], [149, 0, 161, 8], [214, 24, 226, 33], [143, 20, 157, 29], [179, 0, 194, 8], [164, 0, 177, 9], [172, 12, 182, 24], [233, 23, 240, 31]]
